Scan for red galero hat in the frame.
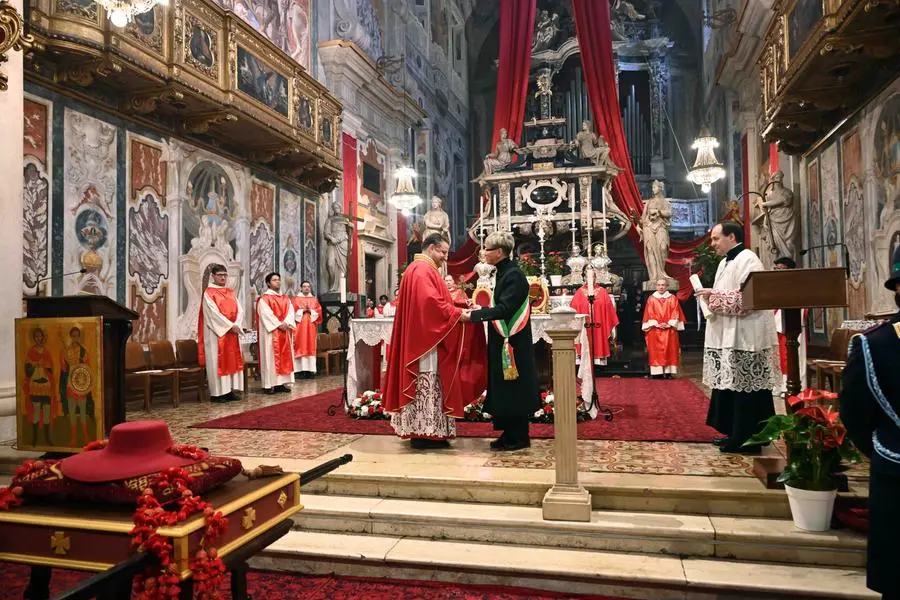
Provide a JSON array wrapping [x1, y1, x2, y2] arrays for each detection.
[[61, 420, 208, 483]]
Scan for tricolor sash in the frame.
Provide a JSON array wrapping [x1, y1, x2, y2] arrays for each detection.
[[491, 297, 531, 380]]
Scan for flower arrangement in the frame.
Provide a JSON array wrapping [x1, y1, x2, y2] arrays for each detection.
[[744, 389, 861, 491], [463, 392, 492, 421], [517, 253, 541, 276], [348, 390, 387, 419], [532, 391, 592, 423], [545, 252, 566, 276]]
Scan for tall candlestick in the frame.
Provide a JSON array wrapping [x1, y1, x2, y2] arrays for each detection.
[[586, 268, 595, 296], [570, 187, 577, 248], [493, 190, 498, 230], [479, 190, 485, 242], [339, 276, 347, 304]]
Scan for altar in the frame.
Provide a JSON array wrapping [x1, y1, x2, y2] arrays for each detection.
[[346, 315, 597, 418]]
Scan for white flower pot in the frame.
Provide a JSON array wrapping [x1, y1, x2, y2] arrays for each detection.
[[784, 484, 837, 531], [550, 275, 563, 287]]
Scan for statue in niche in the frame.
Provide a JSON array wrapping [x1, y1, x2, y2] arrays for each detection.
[[532, 10, 560, 53], [480, 128, 519, 179], [423, 195, 451, 242], [573, 121, 614, 168], [637, 180, 675, 289], [755, 170, 797, 261], [611, 0, 646, 41], [323, 196, 352, 294]]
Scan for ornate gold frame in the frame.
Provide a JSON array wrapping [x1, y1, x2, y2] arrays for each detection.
[[0, 0, 35, 91]]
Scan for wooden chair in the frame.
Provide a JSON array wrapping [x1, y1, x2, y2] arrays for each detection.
[[807, 328, 856, 393], [315, 333, 334, 375], [175, 339, 210, 403], [243, 341, 259, 392], [124, 342, 150, 410], [147, 341, 180, 408]]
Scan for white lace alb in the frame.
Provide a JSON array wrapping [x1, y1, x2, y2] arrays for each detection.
[[702, 347, 780, 392]]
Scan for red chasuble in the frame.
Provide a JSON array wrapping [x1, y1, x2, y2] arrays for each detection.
[[292, 295, 322, 358], [571, 285, 619, 360], [257, 293, 295, 375], [642, 293, 686, 368], [383, 255, 487, 418], [198, 287, 244, 377], [450, 288, 469, 308]]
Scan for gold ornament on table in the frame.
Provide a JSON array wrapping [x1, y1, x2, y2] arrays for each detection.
[[0, 0, 35, 92]]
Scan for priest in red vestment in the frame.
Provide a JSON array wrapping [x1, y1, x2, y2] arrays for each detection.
[[293, 280, 322, 379], [257, 272, 295, 394], [642, 279, 686, 378], [199, 264, 244, 402], [571, 277, 619, 365], [383, 233, 487, 450], [445, 274, 471, 307]]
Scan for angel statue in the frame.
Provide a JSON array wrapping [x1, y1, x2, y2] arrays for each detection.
[[611, 0, 646, 41], [573, 121, 615, 168], [532, 10, 560, 53], [479, 128, 519, 179]]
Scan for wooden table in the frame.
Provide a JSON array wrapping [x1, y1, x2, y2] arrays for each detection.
[[0, 473, 301, 599]]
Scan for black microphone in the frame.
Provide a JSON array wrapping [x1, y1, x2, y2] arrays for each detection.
[[799, 243, 850, 277], [34, 268, 88, 285]]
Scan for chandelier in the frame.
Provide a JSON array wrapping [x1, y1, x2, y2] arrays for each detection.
[[95, 0, 167, 27], [389, 165, 422, 215], [687, 128, 726, 193]]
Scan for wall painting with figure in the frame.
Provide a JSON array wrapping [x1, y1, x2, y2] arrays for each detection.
[[15, 317, 105, 453], [237, 47, 289, 117]]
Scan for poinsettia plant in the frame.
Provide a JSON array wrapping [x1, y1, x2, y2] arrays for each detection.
[[744, 389, 862, 491], [517, 253, 540, 277], [348, 390, 387, 419]]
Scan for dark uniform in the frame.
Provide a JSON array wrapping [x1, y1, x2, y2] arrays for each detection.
[[470, 257, 541, 449], [839, 246, 900, 599]]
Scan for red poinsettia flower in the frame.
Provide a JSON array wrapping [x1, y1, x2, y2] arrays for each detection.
[[796, 405, 830, 424]]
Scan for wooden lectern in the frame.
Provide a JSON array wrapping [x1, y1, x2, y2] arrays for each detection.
[[740, 268, 847, 487], [23, 295, 138, 446]]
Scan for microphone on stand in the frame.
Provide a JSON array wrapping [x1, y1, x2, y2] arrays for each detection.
[[800, 243, 850, 277], [31, 269, 88, 296]]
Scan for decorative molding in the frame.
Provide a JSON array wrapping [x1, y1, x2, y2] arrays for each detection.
[[0, 0, 34, 91]]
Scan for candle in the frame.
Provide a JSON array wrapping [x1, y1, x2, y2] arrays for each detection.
[[493, 190, 498, 230], [479, 189, 485, 241], [586, 268, 595, 296], [339, 276, 347, 304]]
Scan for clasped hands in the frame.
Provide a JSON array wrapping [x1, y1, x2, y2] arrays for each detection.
[[695, 288, 712, 300]]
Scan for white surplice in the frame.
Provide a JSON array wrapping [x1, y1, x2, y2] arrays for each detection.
[[202, 284, 245, 396], [257, 289, 296, 389]]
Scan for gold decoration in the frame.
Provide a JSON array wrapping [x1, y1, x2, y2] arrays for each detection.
[[241, 507, 256, 530], [50, 531, 71, 555], [0, 0, 34, 91], [276, 491, 287, 509], [181, 112, 238, 134]]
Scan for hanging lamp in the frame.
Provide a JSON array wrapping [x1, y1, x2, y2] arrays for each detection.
[[687, 127, 726, 193]]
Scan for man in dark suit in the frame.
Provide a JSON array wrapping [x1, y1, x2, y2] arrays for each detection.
[[840, 245, 900, 600], [462, 231, 540, 451]]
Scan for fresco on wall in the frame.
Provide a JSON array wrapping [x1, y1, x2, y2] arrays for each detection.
[[285, 0, 310, 70], [279, 189, 302, 295], [431, 0, 449, 55], [221, 0, 310, 70], [249, 181, 276, 296], [183, 161, 236, 254], [302, 197, 317, 291], [237, 47, 289, 117], [64, 110, 118, 297], [356, 0, 384, 59], [806, 158, 825, 333], [23, 98, 51, 293], [131, 289, 167, 342], [841, 129, 868, 319], [874, 94, 900, 229], [820, 145, 844, 337], [128, 195, 169, 296]]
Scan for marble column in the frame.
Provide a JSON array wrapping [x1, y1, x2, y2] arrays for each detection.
[[648, 52, 670, 180], [542, 328, 591, 522], [0, 0, 25, 442]]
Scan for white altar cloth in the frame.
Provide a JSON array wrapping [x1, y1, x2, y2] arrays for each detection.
[[346, 315, 596, 418]]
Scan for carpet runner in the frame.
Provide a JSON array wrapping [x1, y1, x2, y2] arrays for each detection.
[[193, 378, 720, 443], [0, 564, 628, 599]]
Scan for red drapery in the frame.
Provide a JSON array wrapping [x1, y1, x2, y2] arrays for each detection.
[[448, 0, 535, 278]]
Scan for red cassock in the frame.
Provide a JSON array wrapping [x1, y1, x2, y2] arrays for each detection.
[[292, 295, 322, 359], [383, 256, 487, 418], [256, 293, 295, 375], [571, 285, 619, 361], [198, 287, 243, 377], [642, 293, 686, 368], [450, 288, 470, 308]]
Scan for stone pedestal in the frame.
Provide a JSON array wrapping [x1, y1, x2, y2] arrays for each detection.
[[0, 0, 25, 443], [542, 328, 591, 522]]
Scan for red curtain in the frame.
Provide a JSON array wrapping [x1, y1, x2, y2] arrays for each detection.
[[448, 0, 535, 277]]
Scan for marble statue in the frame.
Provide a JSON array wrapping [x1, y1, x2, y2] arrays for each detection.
[[637, 180, 675, 290], [611, 0, 646, 41], [757, 170, 797, 260], [323, 195, 352, 293], [480, 128, 519, 179], [423, 195, 451, 242], [573, 121, 614, 167], [532, 10, 560, 53]]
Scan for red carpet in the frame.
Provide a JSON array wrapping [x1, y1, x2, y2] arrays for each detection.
[[0, 563, 627, 599], [194, 378, 719, 442]]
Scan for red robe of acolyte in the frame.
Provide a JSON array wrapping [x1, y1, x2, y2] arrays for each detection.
[[198, 287, 243, 377], [292, 295, 322, 359], [383, 255, 487, 418], [642, 292, 686, 369], [256, 293, 295, 376], [450, 288, 469, 308], [571, 284, 619, 362]]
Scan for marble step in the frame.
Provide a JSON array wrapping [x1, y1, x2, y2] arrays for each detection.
[[292, 494, 866, 568], [252, 530, 877, 600], [301, 468, 802, 518]]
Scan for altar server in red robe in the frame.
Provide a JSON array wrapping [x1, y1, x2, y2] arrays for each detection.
[[198, 264, 244, 402], [293, 280, 322, 379], [383, 233, 487, 450], [642, 279, 686, 378], [257, 272, 295, 394], [445, 274, 471, 307], [571, 275, 619, 365]]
